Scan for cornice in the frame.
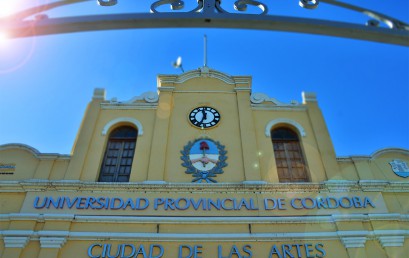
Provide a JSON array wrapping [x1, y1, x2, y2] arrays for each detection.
[[251, 105, 307, 111], [1, 213, 408, 224], [0, 229, 408, 243], [337, 147, 409, 161], [0, 144, 70, 160], [0, 180, 408, 193], [100, 103, 157, 110]]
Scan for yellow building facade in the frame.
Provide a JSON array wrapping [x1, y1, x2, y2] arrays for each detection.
[[1, 67, 408, 258]]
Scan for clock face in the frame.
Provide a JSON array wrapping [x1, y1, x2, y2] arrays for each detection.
[[189, 106, 221, 129]]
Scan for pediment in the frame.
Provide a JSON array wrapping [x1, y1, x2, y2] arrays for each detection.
[[157, 67, 252, 92]]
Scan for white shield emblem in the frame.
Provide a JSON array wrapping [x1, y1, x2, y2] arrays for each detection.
[[389, 159, 409, 178]]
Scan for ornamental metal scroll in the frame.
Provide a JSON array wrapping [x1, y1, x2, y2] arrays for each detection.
[[150, 0, 267, 14], [1, 0, 408, 46]]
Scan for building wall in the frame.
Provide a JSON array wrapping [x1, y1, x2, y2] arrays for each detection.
[[1, 68, 408, 258]]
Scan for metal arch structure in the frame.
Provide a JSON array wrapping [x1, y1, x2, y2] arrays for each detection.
[[1, 0, 408, 46]]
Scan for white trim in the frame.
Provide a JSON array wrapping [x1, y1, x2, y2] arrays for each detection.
[[3, 236, 30, 248], [142, 180, 167, 184], [101, 117, 143, 136], [101, 103, 157, 110], [40, 237, 67, 248], [1, 230, 408, 242], [377, 236, 405, 247], [340, 236, 367, 248], [1, 213, 408, 224], [157, 68, 251, 86], [124, 91, 159, 103], [0, 143, 70, 159], [250, 93, 295, 105], [371, 147, 409, 159], [242, 181, 268, 185], [265, 118, 306, 137], [1, 180, 408, 193], [336, 147, 409, 160]]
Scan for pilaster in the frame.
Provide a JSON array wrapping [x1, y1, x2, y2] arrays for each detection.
[[377, 236, 405, 257], [2, 236, 29, 258], [303, 92, 340, 180], [65, 88, 104, 180], [236, 88, 261, 182], [146, 87, 174, 182]]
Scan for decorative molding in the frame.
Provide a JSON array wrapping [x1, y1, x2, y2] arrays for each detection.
[[142, 180, 167, 184], [1, 213, 409, 226], [340, 236, 367, 248], [250, 93, 299, 106], [100, 103, 158, 110], [125, 91, 159, 103], [242, 180, 268, 185], [101, 91, 159, 109], [2, 0, 408, 46], [0, 144, 70, 160], [371, 148, 409, 159], [265, 118, 306, 137], [40, 237, 67, 248], [324, 180, 360, 192], [1, 229, 408, 242], [106, 91, 159, 104], [101, 117, 144, 136], [1, 180, 408, 193], [377, 236, 405, 247], [251, 105, 307, 111], [157, 68, 251, 86], [337, 147, 409, 161], [3, 236, 29, 248]]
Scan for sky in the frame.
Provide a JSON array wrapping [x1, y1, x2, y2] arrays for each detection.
[[0, 0, 408, 157]]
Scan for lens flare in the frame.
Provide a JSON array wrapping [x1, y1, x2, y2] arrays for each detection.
[[0, 1, 19, 18], [0, 31, 9, 46]]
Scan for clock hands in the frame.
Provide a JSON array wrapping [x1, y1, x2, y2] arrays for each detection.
[[189, 106, 220, 129], [199, 109, 208, 124]]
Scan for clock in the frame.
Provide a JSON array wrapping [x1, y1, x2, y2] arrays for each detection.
[[189, 106, 221, 129]]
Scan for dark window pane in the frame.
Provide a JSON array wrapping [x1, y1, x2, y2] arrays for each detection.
[[99, 126, 138, 182], [271, 128, 309, 182]]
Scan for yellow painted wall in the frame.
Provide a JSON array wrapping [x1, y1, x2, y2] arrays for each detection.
[[1, 69, 408, 258]]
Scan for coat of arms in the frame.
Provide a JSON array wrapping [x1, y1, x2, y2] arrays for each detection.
[[389, 159, 409, 178], [181, 138, 227, 183]]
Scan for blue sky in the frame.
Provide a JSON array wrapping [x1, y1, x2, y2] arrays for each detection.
[[0, 0, 408, 156]]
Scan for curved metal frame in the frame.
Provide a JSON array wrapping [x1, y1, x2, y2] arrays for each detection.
[[1, 0, 408, 46]]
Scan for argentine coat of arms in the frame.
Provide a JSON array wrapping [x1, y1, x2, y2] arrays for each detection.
[[180, 138, 227, 183]]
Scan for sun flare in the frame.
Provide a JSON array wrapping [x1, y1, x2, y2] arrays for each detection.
[[0, 0, 26, 18], [0, 31, 9, 46]]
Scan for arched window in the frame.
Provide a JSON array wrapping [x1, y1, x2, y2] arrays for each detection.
[[99, 126, 138, 182], [271, 127, 309, 182]]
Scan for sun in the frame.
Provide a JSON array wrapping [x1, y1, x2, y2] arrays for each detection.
[[0, 0, 24, 18]]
